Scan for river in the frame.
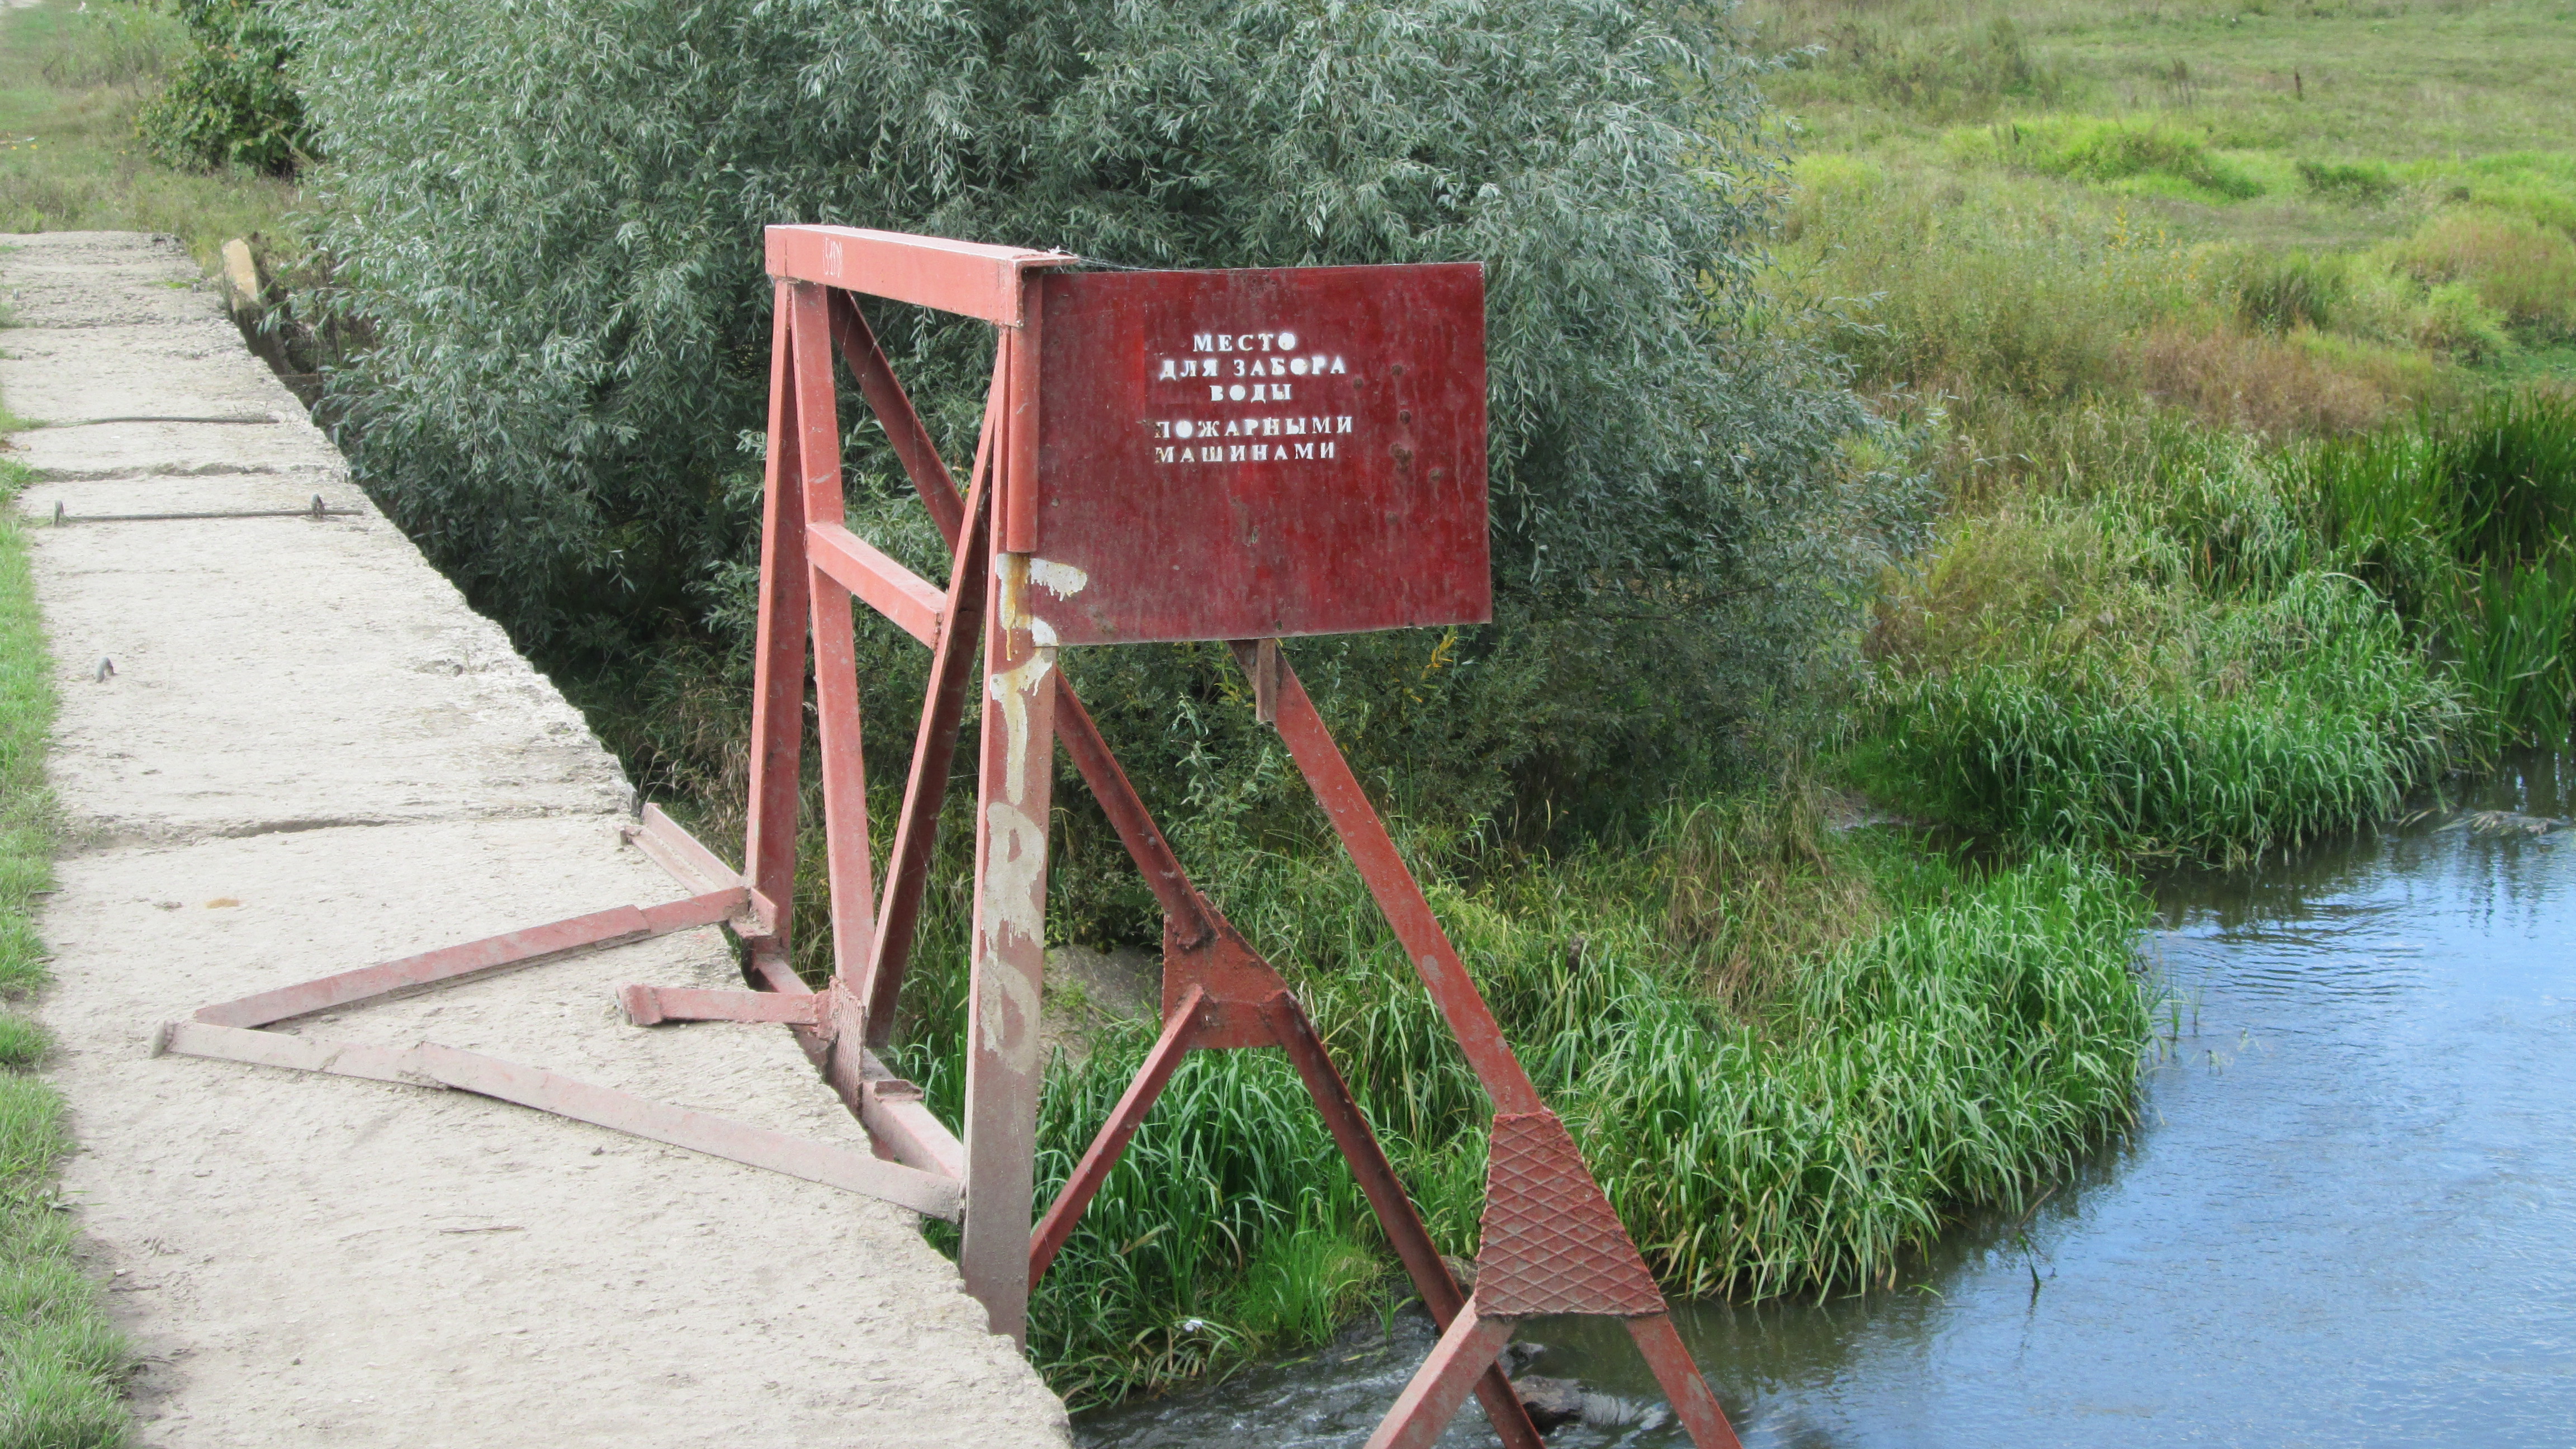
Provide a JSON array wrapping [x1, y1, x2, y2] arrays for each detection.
[[1074, 755, 2576, 1447]]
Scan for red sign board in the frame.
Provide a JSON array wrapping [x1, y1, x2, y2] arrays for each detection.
[[1029, 264, 1489, 646]]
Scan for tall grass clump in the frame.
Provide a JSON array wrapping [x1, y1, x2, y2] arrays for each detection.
[[884, 797, 2152, 1405], [2292, 387, 2576, 741], [1867, 468, 2468, 862], [0, 438, 131, 1447]]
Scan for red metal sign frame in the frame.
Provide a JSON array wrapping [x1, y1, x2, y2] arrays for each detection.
[[160, 223, 1743, 1447]]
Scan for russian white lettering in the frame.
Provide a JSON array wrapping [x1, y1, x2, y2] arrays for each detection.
[[1262, 418, 1280, 437], [1273, 382, 1292, 401], [1252, 444, 1268, 461], [1236, 334, 1256, 351], [1320, 441, 1336, 459], [1229, 444, 1247, 462], [1329, 356, 1347, 375], [1228, 383, 1247, 401], [1209, 385, 1224, 401], [1158, 359, 1177, 380], [1289, 357, 1309, 376], [1285, 417, 1306, 435], [1156, 446, 1175, 463], [1294, 442, 1315, 460], [1216, 334, 1235, 352], [1277, 331, 1298, 349], [1192, 333, 1215, 352], [1156, 420, 1172, 438], [1337, 415, 1353, 433]]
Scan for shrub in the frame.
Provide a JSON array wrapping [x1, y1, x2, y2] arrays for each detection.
[[1874, 571, 2464, 863], [2383, 209, 2576, 336], [2298, 158, 2397, 205], [296, 0, 1920, 856], [1775, 160, 2191, 400], [1959, 116, 2265, 203], [2132, 321, 2403, 438], [135, 0, 307, 174]]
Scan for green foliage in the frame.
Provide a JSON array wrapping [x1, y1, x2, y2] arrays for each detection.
[[887, 801, 2150, 1405], [0, 440, 127, 1447], [2380, 209, 2576, 337], [1874, 572, 2463, 863], [2297, 158, 2395, 205], [1956, 116, 2265, 203], [135, 0, 305, 175], [296, 0, 1919, 856], [2292, 387, 2576, 739]]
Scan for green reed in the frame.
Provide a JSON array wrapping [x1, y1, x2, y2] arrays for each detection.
[[884, 809, 2152, 1408]]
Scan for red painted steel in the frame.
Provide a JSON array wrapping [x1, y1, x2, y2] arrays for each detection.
[[808, 520, 945, 645], [1475, 1110, 1666, 1317], [1362, 1298, 1519, 1449], [195, 905, 652, 1028], [741, 281, 812, 959], [854, 417, 996, 1047], [1027, 987, 1206, 1287], [160, 1018, 959, 1218], [626, 804, 740, 896], [1029, 266, 1490, 645], [1242, 641, 1543, 1115], [768, 225, 1071, 325], [1629, 1314, 1746, 1449], [620, 985, 823, 1027], [791, 283, 882, 998], [1259, 993, 1544, 1449], [956, 537, 1062, 1345]]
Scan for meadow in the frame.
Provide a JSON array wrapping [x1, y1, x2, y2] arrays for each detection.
[[1748, 0, 2576, 857]]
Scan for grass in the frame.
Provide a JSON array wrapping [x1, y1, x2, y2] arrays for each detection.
[[0, 0, 296, 268], [1752, 0, 2576, 858], [862, 785, 2153, 1408], [0, 401, 130, 1445]]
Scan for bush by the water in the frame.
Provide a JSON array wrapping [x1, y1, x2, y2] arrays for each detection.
[[293, 0, 1923, 861], [136, 0, 306, 174]]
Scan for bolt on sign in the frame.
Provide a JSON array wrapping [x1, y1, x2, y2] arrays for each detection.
[[155, 225, 1742, 1449]]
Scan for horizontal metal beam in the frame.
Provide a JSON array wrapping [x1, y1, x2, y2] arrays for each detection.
[[808, 521, 945, 647], [764, 225, 1072, 325], [157, 1021, 960, 1219]]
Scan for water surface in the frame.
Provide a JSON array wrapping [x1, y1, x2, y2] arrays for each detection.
[[1077, 757, 2576, 1448]]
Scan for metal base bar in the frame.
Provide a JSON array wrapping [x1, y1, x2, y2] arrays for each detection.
[[158, 1020, 960, 1219], [1629, 1313, 1744, 1449]]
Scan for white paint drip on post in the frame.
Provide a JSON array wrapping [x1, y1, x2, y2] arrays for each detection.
[[959, 548, 1059, 1347]]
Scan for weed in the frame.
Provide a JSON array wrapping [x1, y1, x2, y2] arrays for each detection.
[[2298, 158, 2397, 204], [2382, 209, 2576, 336], [0, 428, 129, 1443]]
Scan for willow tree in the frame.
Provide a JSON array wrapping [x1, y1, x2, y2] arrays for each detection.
[[296, 0, 1915, 861]]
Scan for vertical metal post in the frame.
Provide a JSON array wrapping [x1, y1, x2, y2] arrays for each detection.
[[741, 281, 811, 953], [788, 282, 877, 979], [958, 319, 1060, 1341]]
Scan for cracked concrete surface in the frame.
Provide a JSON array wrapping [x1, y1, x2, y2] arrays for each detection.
[[3, 232, 1069, 1447]]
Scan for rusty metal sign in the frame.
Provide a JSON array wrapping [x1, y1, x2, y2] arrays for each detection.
[[1027, 265, 1490, 645]]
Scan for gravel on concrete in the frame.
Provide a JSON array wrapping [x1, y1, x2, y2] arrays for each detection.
[[2, 231, 1071, 1447]]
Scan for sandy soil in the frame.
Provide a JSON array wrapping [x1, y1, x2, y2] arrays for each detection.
[[2, 231, 1070, 1447]]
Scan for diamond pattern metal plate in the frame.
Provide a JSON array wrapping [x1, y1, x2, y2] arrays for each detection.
[[1473, 1110, 1667, 1317]]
